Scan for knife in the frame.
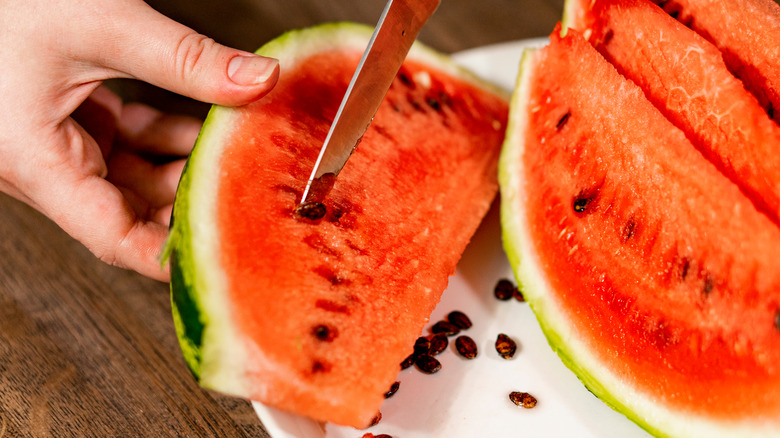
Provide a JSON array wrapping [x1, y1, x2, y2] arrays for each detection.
[[299, 0, 441, 204]]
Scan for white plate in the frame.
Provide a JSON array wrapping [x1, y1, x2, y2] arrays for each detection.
[[253, 39, 654, 438]]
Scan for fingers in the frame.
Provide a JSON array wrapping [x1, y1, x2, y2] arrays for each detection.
[[118, 103, 201, 157], [107, 151, 185, 210], [87, 0, 279, 107], [29, 119, 171, 281]]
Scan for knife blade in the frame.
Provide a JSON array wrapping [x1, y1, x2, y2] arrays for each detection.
[[299, 0, 441, 204]]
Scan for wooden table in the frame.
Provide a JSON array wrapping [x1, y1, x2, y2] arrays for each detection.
[[0, 0, 562, 436]]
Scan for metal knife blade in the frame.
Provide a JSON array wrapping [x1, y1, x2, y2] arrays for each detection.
[[299, 0, 441, 204]]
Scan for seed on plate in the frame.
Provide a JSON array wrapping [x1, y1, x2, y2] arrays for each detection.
[[384, 381, 400, 399], [495, 333, 517, 359], [368, 411, 382, 427], [455, 335, 478, 359], [428, 333, 448, 355], [509, 391, 538, 408], [432, 320, 460, 336], [494, 279, 516, 300], [414, 354, 442, 374], [400, 354, 415, 370], [413, 336, 431, 356], [513, 284, 526, 302], [447, 310, 472, 329]]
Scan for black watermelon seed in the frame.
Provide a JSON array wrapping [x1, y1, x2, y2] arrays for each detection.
[[494, 279, 516, 301], [384, 381, 400, 399], [368, 411, 382, 427], [602, 28, 615, 45], [413, 337, 431, 356], [768, 103, 775, 120], [573, 197, 591, 213], [429, 334, 449, 356], [312, 324, 337, 342], [556, 111, 571, 130], [513, 285, 526, 302], [400, 354, 415, 370], [509, 391, 537, 408], [447, 310, 473, 329], [414, 354, 442, 374], [295, 201, 327, 220], [426, 97, 442, 111], [455, 335, 478, 359], [495, 333, 517, 359], [432, 321, 460, 336]]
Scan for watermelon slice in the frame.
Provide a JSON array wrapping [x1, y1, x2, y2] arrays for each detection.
[[565, 0, 780, 223], [500, 24, 780, 438], [647, 0, 780, 119], [164, 23, 508, 428]]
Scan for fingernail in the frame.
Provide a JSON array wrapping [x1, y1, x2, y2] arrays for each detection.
[[228, 55, 279, 86]]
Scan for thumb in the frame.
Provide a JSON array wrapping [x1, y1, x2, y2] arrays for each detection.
[[93, 1, 279, 107]]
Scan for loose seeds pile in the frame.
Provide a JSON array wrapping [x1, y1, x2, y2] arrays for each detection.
[[366, 279, 535, 437]]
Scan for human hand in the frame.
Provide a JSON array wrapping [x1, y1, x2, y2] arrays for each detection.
[[0, 0, 280, 281]]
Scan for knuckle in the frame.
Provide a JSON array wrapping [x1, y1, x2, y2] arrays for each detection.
[[172, 33, 218, 82]]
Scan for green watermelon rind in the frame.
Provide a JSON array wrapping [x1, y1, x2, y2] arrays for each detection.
[[500, 43, 778, 438], [164, 22, 508, 399]]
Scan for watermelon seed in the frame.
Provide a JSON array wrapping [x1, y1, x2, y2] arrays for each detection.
[[774, 310, 780, 332], [494, 279, 517, 300], [680, 257, 691, 280], [426, 97, 442, 112], [573, 197, 591, 213], [384, 381, 400, 399], [513, 284, 526, 302], [413, 336, 431, 356], [368, 411, 382, 427], [400, 354, 415, 370], [447, 310, 473, 329], [428, 333, 449, 356], [556, 111, 571, 130], [414, 354, 442, 374], [432, 321, 460, 336], [398, 71, 413, 87], [312, 324, 338, 342], [455, 335, 478, 359], [768, 103, 774, 120], [601, 28, 614, 46], [495, 333, 517, 359], [295, 201, 327, 220], [509, 391, 537, 409]]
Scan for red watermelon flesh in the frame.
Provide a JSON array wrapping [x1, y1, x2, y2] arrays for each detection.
[[167, 24, 508, 428], [500, 25, 780, 437], [566, 0, 780, 223], [649, 0, 780, 119]]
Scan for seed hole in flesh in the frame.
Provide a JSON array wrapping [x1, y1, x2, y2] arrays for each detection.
[[311, 360, 332, 373], [602, 28, 614, 45], [573, 197, 592, 213], [622, 218, 636, 242], [556, 111, 571, 130], [295, 201, 327, 220], [455, 335, 478, 359], [680, 257, 691, 280], [774, 310, 780, 332], [384, 381, 400, 399], [509, 391, 537, 408], [703, 273, 714, 295], [312, 324, 338, 342]]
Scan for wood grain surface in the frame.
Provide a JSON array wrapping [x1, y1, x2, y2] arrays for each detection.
[[0, 1, 562, 436]]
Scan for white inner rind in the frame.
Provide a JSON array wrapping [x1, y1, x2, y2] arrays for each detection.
[[499, 47, 779, 438]]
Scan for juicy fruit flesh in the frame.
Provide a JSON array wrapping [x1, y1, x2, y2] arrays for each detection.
[[573, 0, 780, 224], [519, 29, 780, 419], [649, 0, 780, 118], [217, 48, 507, 427]]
